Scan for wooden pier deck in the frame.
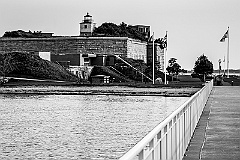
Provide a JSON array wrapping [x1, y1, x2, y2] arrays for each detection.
[[183, 86, 240, 160]]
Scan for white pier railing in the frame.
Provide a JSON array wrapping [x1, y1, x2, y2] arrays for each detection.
[[119, 80, 213, 160]]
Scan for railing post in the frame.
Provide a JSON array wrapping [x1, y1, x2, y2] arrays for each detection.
[[139, 150, 144, 160], [168, 121, 172, 159], [171, 117, 177, 160]]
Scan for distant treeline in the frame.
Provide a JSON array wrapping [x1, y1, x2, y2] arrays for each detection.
[[2, 30, 53, 38]]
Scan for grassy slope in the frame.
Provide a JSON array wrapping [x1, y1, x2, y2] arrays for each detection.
[[0, 52, 78, 82]]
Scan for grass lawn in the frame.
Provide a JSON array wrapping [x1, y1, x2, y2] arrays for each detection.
[[223, 76, 240, 86]]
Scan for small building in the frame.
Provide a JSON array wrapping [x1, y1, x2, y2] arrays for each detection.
[[91, 75, 110, 84], [131, 25, 151, 39]]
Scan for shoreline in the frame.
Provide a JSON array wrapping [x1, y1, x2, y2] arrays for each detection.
[[0, 86, 201, 97]]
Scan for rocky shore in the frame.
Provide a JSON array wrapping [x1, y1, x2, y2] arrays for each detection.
[[0, 86, 201, 97]]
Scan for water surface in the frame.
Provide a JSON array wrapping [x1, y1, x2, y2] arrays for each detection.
[[0, 94, 188, 159]]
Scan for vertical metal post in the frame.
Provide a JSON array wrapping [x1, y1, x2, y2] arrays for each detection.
[[152, 32, 155, 84], [227, 26, 230, 78]]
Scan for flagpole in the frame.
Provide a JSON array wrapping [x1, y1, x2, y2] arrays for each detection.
[[164, 49, 167, 85], [227, 26, 230, 78], [164, 31, 167, 85], [152, 32, 155, 84], [223, 56, 226, 76]]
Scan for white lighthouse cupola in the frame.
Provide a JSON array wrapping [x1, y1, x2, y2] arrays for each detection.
[[80, 13, 96, 36]]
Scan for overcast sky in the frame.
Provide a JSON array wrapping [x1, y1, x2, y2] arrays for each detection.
[[1, 0, 239, 70]]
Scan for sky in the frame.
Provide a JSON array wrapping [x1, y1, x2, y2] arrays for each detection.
[[1, 0, 240, 70]]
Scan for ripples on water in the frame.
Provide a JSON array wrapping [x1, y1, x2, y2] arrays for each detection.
[[0, 94, 188, 160]]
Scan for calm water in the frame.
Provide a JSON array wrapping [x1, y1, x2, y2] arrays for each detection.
[[0, 94, 188, 160]]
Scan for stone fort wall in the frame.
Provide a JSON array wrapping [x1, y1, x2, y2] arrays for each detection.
[[0, 37, 147, 62]]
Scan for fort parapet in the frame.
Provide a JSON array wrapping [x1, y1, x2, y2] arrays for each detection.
[[0, 36, 147, 62]]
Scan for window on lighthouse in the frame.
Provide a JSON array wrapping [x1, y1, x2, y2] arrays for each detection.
[[84, 25, 88, 29]]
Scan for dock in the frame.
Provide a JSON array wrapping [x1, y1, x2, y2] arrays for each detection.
[[183, 86, 240, 160]]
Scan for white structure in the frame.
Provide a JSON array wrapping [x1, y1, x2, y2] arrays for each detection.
[[80, 13, 96, 36], [119, 80, 213, 160], [127, 39, 147, 63], [39, 52, 51, 61], [69, 66, 94, 80]]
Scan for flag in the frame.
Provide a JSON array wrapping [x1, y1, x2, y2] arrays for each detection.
[[148, 35, 153, 42], [220, 30, 228, 42], [163, 33, 167, 41]]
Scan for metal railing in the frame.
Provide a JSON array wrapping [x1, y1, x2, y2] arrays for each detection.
[[119, 80, 213, 160]]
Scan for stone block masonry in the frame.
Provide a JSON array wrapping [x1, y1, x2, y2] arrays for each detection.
[[0, 37, 147, 62], [127, 39, 147, 62]]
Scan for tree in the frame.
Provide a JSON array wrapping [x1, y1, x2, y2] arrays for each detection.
[[166, 58, 181, 81], [92, 22, 147, 41], [193, 54, 213, 81]]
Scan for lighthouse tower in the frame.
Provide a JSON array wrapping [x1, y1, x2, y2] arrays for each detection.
[[80, 13, 96, 36]]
